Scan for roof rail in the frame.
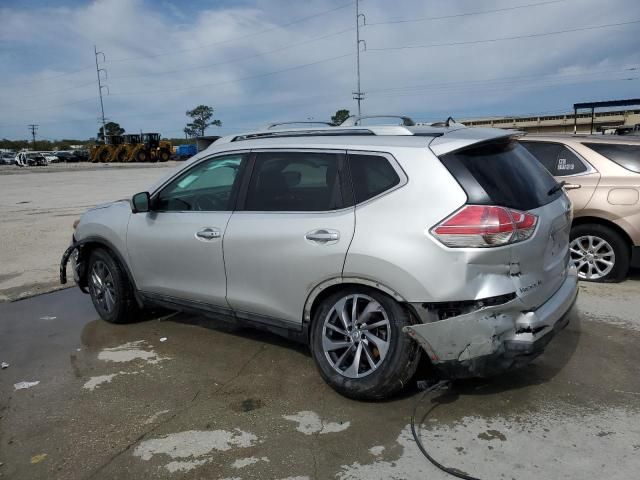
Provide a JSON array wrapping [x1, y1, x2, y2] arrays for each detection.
[[231, 128, 377, 142], [340, 115, 416, 127], [266, 121, 335, 130]]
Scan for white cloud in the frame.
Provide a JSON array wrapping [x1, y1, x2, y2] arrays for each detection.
[[0, 0, 639, 140]]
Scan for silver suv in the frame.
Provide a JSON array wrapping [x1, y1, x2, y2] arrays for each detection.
[[61, 117, 578, 399]]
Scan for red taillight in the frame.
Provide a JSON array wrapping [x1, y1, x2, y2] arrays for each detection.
[[431, 205, 538, 248]]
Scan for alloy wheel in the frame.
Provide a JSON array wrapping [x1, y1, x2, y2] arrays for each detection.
[[322, 294, 391, 379], [570, 235, 615, 280], [89, 260, 117, 314]]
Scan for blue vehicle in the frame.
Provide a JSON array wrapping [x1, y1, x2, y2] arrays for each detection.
[[175, 144, 197, 160]]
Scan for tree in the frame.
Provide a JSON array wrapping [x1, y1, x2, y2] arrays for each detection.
[[331, 109, 350, 126], [97, 122, 125, 141], [185, 105, 221, 137]]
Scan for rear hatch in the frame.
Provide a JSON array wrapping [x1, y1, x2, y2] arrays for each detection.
[[435, 136, 572, 310]]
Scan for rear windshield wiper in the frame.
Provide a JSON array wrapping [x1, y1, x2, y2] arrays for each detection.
[[548, 180, 566, 196]]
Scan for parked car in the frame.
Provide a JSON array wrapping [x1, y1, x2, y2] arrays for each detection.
[[16, 151, 47, 167], [60, 118, 577, 399], [0, 153, 16, 165], [42, 152, 60, 163], [52, 150, 84, 162], [520, 135, 640, 282]]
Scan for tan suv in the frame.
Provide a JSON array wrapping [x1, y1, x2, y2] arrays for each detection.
[[520, 135, 640, 282]]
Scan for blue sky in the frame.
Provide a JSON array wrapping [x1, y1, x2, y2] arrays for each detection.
[[1, 0, 639, 141]]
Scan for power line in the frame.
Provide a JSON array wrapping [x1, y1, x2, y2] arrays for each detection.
[[109, 26, 354, 81], [366, 66, 639, 95], [370, 74, 638, 100], [3, 97, 96, 114], [0, 66, 94, 88], [0, 2, 354, 89], [12, 80, 96, 100], [107, 1, 355, 63], [366, 0, 567, 26], [3, 65, 634, 122], [110, 52, 353, 97], [368, 19, 640, 52]]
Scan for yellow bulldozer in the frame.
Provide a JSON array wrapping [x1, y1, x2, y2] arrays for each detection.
[[89, 134, 124, 163], [127, 133, 172, 162], [89, 132, 172, 163], [108, 134, 138, 163]]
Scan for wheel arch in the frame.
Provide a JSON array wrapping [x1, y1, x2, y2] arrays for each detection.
[[571, 216, 633, 254], [303, 277, 409, 341], [76, 236, 139, 297]]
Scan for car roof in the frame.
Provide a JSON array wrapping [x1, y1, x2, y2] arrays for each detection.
[[203, 124, 518, 157], [520, 134, 640, 145]]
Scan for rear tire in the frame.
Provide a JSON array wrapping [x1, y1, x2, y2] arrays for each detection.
[[87, 248, 139, 323], [570, 224, 629, 282], [310, 287, 421, 400]]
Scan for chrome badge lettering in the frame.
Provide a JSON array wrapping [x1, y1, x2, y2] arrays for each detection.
[[519, 280, 542, 294]]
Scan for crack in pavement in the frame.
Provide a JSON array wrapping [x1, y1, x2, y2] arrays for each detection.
[[84, 388, 201, 480], [84, 343, 267, 479]]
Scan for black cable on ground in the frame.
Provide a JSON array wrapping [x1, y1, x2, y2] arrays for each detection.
[[410, 380, 484, 480]]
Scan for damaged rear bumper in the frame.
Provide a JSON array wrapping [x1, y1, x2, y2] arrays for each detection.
[[404, 266, 578, 378]]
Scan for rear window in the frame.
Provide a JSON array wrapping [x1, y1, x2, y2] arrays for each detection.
[[582, 143, 640, 173], [440, 139, 562, 211]]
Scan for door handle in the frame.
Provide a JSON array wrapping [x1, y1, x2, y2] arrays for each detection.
[[563, 183, 582, 190], [305, 229, 339, 243], [195, 228, 221, 240]]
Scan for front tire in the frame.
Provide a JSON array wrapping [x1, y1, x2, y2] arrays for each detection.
[[570, 224, 629, 282], [87, 248, 138, 323], [159, 150, 170, 162], [310, 287, 421, 400]]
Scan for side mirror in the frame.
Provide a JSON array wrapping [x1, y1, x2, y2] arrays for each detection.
[[131, 192, 150, 213]]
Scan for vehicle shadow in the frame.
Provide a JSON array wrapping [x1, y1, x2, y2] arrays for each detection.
[[141, 301, 582, 404], [170, 311, 310, 356], [167, 304, 582, 403]]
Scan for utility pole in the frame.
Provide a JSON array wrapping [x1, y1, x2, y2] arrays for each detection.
[[28, 124, 38, 148], [94, 46, 108, 143], [353, 0, 366, 117]]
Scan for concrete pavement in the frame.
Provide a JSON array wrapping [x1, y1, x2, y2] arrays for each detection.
[[0, 162, 179, 302], [1, 280, 639, 479]]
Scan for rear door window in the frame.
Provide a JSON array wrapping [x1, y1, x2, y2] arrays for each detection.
[[556, 146, 587, 174], [520, 141, 562, 174], [520, 141, 587, 176], [244, 151, 345, 211], [583, 143, 640, 173], [348, 153, 401, 203], [440, 139, 561, 211]]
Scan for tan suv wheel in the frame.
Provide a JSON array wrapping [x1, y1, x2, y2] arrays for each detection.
[[570, 224, 630, 283]]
